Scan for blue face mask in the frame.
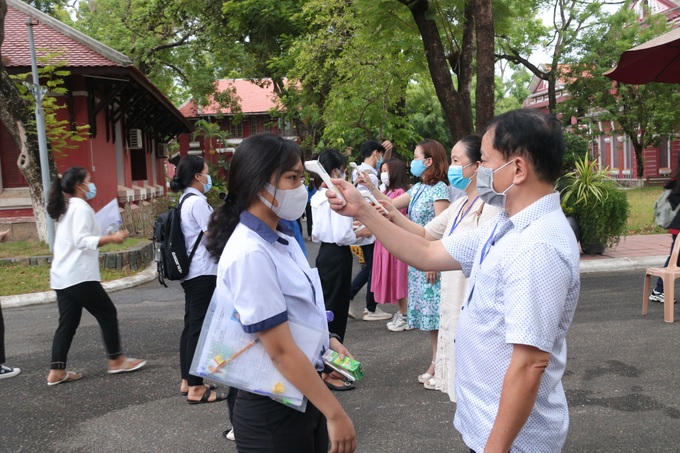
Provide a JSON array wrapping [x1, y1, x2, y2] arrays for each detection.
[[376, 156, 383, 171], [84, 182, 97, 200], [448, 163, 473, 190], [202, 174, 212, 193], [410, 159, 427, 178]]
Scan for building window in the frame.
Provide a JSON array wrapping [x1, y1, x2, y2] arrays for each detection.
[[250, 119, 258, 136], [263, 118, 272, 133], [130, 149, 147, 181], [230, 122, 243, 138]]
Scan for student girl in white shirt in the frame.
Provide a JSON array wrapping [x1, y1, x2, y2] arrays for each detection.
[[169, 155, 227, 404], [205, 134, 356, 453], [46, 166, 145, 386]]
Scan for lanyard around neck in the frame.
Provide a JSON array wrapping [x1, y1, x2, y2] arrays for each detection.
[[448, 196, 480, 236], [479, 222, 499, 265], [408, 183, 427, 217]]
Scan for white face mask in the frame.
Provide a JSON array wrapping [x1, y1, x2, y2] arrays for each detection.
[[258, 183, 308, 221], [476, 159, 515, 209], [380, 171, 390, 187]]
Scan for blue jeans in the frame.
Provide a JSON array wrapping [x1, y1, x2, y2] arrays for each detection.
[[655, 234, 679, 293]]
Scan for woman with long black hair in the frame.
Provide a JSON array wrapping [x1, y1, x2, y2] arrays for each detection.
[[46, 166, 145, 385], [170, 155, 227, 404], [205, 134, 356, 453]]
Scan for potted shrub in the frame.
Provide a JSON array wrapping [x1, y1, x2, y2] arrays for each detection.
[[558, 153, 630, 254]]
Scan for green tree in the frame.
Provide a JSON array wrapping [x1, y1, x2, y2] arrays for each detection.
[[0, 0, 57, 242], [72, 0, 240, 106], [496, 0, 605, 113], [559, 5, 679, 182]]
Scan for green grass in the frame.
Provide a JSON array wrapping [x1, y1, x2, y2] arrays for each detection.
[[0, 237, 143, 259], [624, 187, 666, 235], [0, 263, 138, 296]]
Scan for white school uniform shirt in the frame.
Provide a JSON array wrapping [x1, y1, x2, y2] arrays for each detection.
[[179, 187, 217, 281], [50, 197, 101, 289], [310, 188, 357, 246], [442, 192, 580, 453], [351, 163, 378, 246], [216, 211, 329, 370]]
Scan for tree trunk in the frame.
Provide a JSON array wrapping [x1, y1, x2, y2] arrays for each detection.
[[472, 0, 494, 133], [0, 0, 51, 242], [400, 0, 472, 143], [631, 139, 645, 180]]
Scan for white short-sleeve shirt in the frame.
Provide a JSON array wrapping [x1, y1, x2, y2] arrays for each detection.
[[180, 188, 217, 281], [216, 211, 330, 369], [442, 192, 580, 453]]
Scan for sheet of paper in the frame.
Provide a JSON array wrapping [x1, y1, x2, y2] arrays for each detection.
[[191, 289, 327, 412], [95, 199, 122, 234]]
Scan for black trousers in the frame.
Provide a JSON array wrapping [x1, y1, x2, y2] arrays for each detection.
[[0, 303, 5, 364], [179, 275, 217, 386], [51, 281, 122, 369], [232, 389, 328, 453], [316, 242, 352, 342], [350, 243, 376, 312]]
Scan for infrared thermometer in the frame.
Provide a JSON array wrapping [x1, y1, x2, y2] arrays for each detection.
[[348, 163, 387, 214], [304, 160, 346, 205]]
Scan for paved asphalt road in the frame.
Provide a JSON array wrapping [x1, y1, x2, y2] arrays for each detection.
[[2, 240, 680, 452]]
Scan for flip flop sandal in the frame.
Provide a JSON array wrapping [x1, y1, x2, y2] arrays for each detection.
[[325, 380, 355, 391], [187, 387, 229, 405], [181, 383, 218, 396], [47, 371, 83, 386], [108, 358, 147, 374]]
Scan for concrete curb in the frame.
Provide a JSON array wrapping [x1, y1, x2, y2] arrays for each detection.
[[580, 255, 666, 274], [0, 255, 669, 309], [0, 263, 157, 309]]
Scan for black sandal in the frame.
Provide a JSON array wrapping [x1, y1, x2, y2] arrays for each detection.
[[187, 387, 228, 404], [181, 383, 217, 396]]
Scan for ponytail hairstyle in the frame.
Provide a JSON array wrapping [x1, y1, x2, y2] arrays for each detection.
[[205, 133, 302, 260], [170, 155, 205, 192], [457, 134, 482, 164], [47, 166, 88, 220]]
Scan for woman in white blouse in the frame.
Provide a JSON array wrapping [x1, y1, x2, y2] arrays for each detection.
[[46, 166, 145, 386]]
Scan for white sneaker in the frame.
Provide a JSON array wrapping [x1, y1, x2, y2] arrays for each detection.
[[348, 306, 356, 319], [363, 307, 392, 321], [0, 364, 20, 379], [387, 313, 411, 332], [223, 428, 235, 441]]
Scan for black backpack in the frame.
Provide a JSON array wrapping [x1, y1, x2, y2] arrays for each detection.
[[153, 193, 204, 287]]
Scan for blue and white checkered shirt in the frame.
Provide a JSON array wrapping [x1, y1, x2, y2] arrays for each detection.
[[442, 192, 580, 453]]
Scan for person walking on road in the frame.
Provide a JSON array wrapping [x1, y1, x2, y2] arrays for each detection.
[[170, 155, 228, 404], [0, 228, 20, 380], [46, 166, 145, 386]]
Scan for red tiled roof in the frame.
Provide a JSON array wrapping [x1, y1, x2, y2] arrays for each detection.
[[2, 0, 130, 68], [180, 79, 285, 117]]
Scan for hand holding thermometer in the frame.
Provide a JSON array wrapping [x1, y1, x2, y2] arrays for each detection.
[[347, 162, 388, 215], [304, 160, 346, 206]]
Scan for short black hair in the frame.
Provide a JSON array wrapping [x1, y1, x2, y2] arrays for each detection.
[[486, 109, 564, 183], [314, 149, 347, 189], [359, 140, 385, 159]]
